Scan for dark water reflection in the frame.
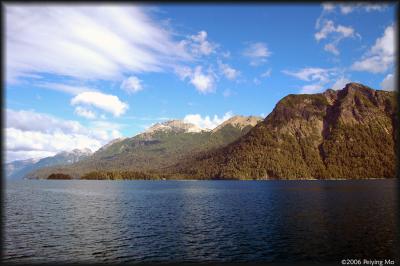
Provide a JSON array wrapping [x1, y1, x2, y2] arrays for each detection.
[[3, 180, 398, 263]]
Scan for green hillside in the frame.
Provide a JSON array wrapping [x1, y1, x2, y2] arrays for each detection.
[[171, 83, 397, 179]]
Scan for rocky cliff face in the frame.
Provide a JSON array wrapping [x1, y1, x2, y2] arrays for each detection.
[[145, 120, 205, 134], [212, 115, 262, 132], [175, 83, 397, 179]]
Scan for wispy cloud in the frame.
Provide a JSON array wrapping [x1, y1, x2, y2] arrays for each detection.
[[179, 31, 218, 57], [320, 3, 388, 15], [218, 60, 240, 80], [282, 67, 339, 94], [282, 67, 334, 83], [243, 42, 271, 66], [324, 3, 388, 15], [36, 82, 96, 95], [261, 68, 272, 78], [315, 20, 359, 55], [6, 5, 190, 83]]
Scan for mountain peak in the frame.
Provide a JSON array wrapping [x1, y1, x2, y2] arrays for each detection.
[[145, 119, 204, 134], [212, 115, 263, 132], [57, 148, 93, 157]]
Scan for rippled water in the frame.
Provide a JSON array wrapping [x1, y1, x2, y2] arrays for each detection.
[[3, 180, 398, 264]]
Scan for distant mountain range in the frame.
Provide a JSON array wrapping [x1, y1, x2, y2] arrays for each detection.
[[5, 148, 93, 180], [8, 82, 397, 180], [24, 115, 262, 179]]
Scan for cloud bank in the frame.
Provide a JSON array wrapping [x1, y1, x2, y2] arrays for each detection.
[[5, 109, 123, 162]]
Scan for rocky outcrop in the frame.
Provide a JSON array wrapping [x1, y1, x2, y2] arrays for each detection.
[[212, 115, 262, 133]]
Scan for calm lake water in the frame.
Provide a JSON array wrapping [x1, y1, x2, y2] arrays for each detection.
[[3, 180, 398, 264]]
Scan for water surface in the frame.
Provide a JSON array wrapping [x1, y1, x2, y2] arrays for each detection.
[[3, 180, 398, 263]]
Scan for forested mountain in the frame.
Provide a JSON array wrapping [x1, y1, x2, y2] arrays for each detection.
[[24, 83, 397, 180], [27, 116, 262, 179], [5, 148, 92, 179], [172, 83, 397, 179]]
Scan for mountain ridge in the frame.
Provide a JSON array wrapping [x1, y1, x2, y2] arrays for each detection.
[[5, 148, 93, 179], [26, 115, 261, 179], [171, 83, 397, 179]]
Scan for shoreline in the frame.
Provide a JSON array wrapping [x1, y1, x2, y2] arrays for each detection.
[[21, 178, 397, 181]]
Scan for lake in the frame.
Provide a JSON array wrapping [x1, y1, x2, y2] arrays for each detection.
[[3, 179, 398, 264]]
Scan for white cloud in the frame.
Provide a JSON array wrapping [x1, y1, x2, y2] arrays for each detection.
[[322, 3, 335, 12], [183, 111, 233, 130], [5, 109, 123, 162], [243, 42, 271, 66], [380, 73, 396, 91], [352, 24, 395, 73], [320, 3, 388, 14], [364, 4, 388, 12], [189, 66, 215, 94], [6, 109, 83, 134], [175, 65, 217, 93], [315, 20, 358, 55], [283, 67, 339, 94], [179, 30, 217, 57], [74, 106, 96, 119], [218, 61, 239, 80], [6, 5, 190, 83], [331, 77, 351, 90], [120, 76, 143, 94], [71, 91, 128, 117], [340, 3, 388, 14], [282, 67, 334, 83], [190, 31, 216, 55], [175, 66, 193, 81], [340, 5, 354, 14]]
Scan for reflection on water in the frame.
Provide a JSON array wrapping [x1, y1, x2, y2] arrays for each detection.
[[4, 180, 398, 263]]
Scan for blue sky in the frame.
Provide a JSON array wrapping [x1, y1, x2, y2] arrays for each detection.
[[5, 3, 397, 162]]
